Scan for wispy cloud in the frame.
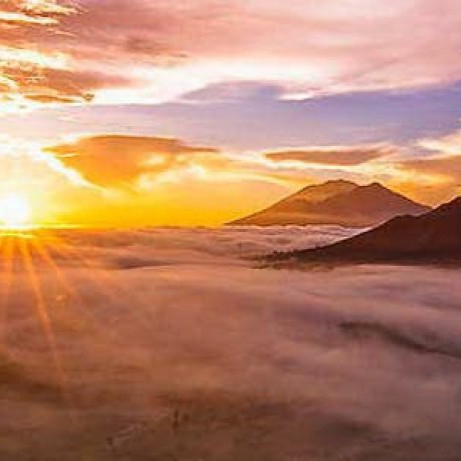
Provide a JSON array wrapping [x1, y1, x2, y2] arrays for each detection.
[[264, 144, 396, 167], [0, 0, 120, 110], [3, 0, 461, 110]]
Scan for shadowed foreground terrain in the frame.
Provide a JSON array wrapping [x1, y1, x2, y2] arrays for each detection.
[[274, 196, 461, 266], [1, 226, 461, 460]]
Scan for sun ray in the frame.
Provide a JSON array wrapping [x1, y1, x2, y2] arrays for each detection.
[[46, 232, 159, 331], [30, 237, 76, 299], [45, 234, 122, 304], [30, 236, 123, 344], [0, 236, 15, 343], [18, 237, 72, 409]]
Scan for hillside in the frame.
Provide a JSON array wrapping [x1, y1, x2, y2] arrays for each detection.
[[277, 196, 461, 264], [230, 180, 430, 227]]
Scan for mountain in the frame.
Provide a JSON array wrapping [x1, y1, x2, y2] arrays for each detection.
[[230, 180, 431, 227], [277, 196, 461, 265]]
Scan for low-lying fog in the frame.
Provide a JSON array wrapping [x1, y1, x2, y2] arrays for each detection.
[[1, 225, 461, 461]]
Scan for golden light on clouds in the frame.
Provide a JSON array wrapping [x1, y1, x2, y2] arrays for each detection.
[[20, 0, 75, 15], [0, 0, 83, 111], [0, 11, 58, 25], [0, 127, 460, 227]]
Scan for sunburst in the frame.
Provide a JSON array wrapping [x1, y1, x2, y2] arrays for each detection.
[[0, 193, 32, 229]]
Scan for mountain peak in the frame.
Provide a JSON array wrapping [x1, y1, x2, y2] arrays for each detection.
[[229, 179, 431, 227], [353, 182, 396, 195], [364, 181, 386, 190], [324, 179, 357, 187], [427, 195, 461, 218], [297, 179, 357, 194]]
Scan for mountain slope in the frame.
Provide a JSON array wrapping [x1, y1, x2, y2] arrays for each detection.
[[279, 196, 461, 264], [230, 180, 430, 227]]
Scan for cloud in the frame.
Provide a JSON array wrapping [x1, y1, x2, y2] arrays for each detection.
[[418, 127, 461, 156], [44, 135, 386, 198], [61, 0, 461, 102], [398, 156, 461, 180], [0, 1, 81, 109], [391, 155, 461, 205], [399, 125, 461, 182], [5, 0, 461, 109], [44, 134, 220, 188], [387, 126, 461, 204], [4, 226, 461, 459], [265, 144, 395, 167]]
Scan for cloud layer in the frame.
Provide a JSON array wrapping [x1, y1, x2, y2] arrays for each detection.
[[3, 226, 461, 459]]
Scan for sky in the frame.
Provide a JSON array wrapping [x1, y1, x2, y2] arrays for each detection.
[[1, 0, 461, 226]]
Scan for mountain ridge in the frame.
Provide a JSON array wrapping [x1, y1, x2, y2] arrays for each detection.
[[272, 195, 461, 265], [230, 180, 431, 227]]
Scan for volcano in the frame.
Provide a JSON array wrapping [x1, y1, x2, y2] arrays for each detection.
[[230, 180, 430, 228]]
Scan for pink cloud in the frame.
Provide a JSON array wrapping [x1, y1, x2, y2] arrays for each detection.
[[3, 0, 461, 107], [61, 0, 461, 102]]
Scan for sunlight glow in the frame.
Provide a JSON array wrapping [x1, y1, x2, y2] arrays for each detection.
[[0, 194, 32, 228]]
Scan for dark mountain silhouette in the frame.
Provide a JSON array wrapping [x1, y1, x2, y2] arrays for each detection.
[[275, 196, 461, 265], [230, 180, 430, 227]]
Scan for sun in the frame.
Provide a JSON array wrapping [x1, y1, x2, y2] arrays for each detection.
[[0, 193, 32, 228]]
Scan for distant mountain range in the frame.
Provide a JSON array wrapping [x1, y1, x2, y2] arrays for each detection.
[[274, 195, 461, 265], [230, 180, 431, 228]]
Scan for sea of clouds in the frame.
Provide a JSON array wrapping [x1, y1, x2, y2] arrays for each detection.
[[1, 225, 461, 460]]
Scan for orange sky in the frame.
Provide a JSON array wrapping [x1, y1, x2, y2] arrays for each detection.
[[0, 131, 458, 227]]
